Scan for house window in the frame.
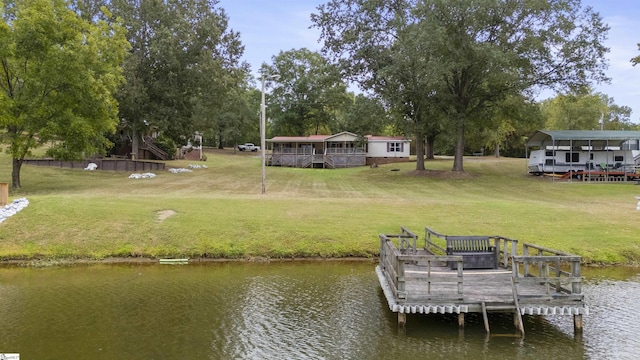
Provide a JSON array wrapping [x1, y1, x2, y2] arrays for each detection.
[[387, 142, 403, 152]]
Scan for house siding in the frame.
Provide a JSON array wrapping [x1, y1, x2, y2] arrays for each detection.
[[268, 132, 409, 168]]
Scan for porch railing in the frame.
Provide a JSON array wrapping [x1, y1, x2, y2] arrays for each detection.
[[272, 148, 365, 155]]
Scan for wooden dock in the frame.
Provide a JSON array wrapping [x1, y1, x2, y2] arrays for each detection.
[[377, 227, 587, 336]]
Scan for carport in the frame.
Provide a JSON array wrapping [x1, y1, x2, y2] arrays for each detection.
[[525, 130, 640, 181]]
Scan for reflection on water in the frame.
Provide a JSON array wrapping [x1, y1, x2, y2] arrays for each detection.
[[0, 262, 638, 359]]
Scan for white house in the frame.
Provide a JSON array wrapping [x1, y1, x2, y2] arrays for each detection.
[[365, 135, 411, 165], [267, 132, 411, 168]]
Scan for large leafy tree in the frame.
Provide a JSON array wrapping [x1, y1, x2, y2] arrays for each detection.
[[312, 2, 441, 170], [540, 90, 604, 130], [541, 90, 635, 130], [262, 48, 350, 137], [335, 94, 389, 136], [313, 0, 610, 172], [201, 72, 259, 149], [469, 94, 543, 157], [0, 0, 128, 188], [110, 0, 246, 153]]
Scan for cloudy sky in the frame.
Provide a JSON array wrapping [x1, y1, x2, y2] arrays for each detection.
[[220, 0, 640, 122]]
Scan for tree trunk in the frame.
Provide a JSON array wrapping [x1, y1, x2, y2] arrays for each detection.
[[494, 143, 500, 157], [452, 120, 465, 172], [131, 127, 139, 160], [415, 132, 426, 171], [12, 157, 23, 189], [218, 129, 224, 149], [426, 136, 435, 160]]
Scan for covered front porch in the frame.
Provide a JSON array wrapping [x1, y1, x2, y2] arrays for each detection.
[[268, 132, 366, 168]]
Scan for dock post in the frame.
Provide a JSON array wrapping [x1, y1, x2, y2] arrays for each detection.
[[458, 313, 465, 328], [481, 302, 489, 333], [573, 314, 583, 333], [398, 312, 406, 327]]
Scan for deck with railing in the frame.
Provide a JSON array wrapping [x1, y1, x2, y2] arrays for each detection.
[[269, 148, 366, 168], [377, 226, 587, 336]]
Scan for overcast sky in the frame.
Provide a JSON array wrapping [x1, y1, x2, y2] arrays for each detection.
[[220, 0, 640, 123]]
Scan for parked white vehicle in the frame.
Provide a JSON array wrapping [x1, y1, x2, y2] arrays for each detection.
[[527, 147, 639, 175], [237, 143, 259, 152]]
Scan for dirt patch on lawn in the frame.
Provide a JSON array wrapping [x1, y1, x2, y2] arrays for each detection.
[[157, 210, 177, 221], [406, 169, 475, 180]]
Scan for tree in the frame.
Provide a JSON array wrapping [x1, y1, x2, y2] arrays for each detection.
[[541, 90, 603, 130], [541, 90, 635, 130], [473, 95, 543, 157], [262, 48, 350, 137], [0, 0, 128, 188], [312, 2, 442, 170], [206, 75, 260, 149], [632, 43, 640, 66], [313, 0, 610, 172], [600, 95, 635, 130], [336, 94, 389, 136], [110, 0, 246, 154]]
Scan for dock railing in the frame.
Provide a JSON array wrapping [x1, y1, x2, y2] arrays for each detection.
[[398, 226, 418, 254], [423, 227, 518, 268], [379, 233, 464, 302], [378, 226, 586, 333], [513, 243, 583, 300], [381, 227, 583, 302]]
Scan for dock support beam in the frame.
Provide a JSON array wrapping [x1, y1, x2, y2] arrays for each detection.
[[398, 312, 406, 327], [481, 302, 490, 333], [458, 313, 465, 328], [574, 314, 583, 333]]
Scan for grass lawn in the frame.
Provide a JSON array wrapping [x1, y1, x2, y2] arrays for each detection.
[[0, 148, 639, 265]]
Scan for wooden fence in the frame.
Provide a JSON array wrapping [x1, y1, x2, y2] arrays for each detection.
[[23, 158, 165, 172]]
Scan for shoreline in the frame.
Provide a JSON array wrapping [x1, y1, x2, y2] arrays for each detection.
[[0, 255, 632, 268], [0, 256, 380, 267]]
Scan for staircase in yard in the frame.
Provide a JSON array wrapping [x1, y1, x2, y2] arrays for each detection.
[[142, 136, 168, 160]]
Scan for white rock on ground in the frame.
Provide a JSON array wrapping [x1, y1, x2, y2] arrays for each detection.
[[0, 198, 29, 224], [129, 173, 157, 179], [188, 164, 208, 169], [169, 168, 193, 173]]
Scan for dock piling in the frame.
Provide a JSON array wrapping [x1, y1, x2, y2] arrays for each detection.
[[398, 313, 406, 327], [574, 314, 583, 332], [481, 303, 489, 333]]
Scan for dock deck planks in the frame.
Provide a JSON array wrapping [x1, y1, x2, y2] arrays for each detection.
[[378, 228, 588, 335]]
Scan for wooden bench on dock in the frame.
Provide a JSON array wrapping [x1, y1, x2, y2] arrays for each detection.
[[445, 236, 499, 270]]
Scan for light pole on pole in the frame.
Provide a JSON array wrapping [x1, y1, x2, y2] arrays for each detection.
[[261, 74, 279, 194]]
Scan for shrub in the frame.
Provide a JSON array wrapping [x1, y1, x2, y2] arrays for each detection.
[[155, 134, 177, 160]]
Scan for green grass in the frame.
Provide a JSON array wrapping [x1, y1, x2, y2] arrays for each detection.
[[0, 148, 639, 264]]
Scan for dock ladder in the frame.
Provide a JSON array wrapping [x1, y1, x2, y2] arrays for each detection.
[[480, 277, 525, 337]]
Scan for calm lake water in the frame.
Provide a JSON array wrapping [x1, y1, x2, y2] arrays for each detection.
[[0, 261, 638, 359]]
